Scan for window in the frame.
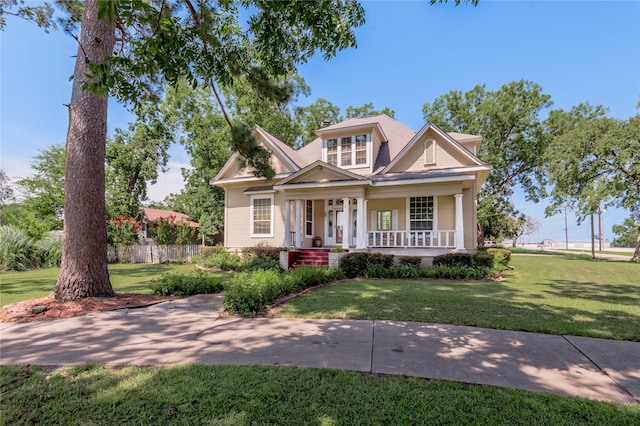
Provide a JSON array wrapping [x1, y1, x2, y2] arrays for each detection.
[[324, 134, 369, 167], [305, 200, 313, 237], [327, 139, 338, 166], [340, 137, 352, 166], [355, 135, 367, 165], [409, 196, 434, 231], [251, 195, 274, 237], [377, 210, 392, 231]]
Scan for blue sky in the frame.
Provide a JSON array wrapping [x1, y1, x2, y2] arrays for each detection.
[[1, 1, 639, 242]]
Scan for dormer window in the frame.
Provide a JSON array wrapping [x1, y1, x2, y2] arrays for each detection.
[[324, 134, 370, 168], [341, 137, 352, 166], [327, 139, 338, 166]]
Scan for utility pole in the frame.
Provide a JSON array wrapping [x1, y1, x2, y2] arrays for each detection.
[[564, 205, 568, 250], [590, 213, 595, 259]]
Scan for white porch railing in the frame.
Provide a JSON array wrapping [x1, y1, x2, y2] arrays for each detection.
[[368, 230, 456, 248]]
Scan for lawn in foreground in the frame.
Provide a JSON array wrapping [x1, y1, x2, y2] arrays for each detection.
[[0, 263, 216, 306], [274, 254, 640, 341], [1, 365, 637, 425]]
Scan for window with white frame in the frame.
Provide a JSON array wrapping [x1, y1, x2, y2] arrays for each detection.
[[340, 136, 352, 166], [305, 200, 313, 237], [377, 210, 392, 231], [251, 195, 274, 237], [409, 196, 434, 231], [355, 134, 367, 165], [324, 134, 369, 168], [327, 139, 338, 166]]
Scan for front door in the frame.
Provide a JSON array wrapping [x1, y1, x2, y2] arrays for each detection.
[[325, 199, 344, 246]]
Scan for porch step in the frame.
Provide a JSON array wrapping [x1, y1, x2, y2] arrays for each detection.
[[295, 248, 330, 266]]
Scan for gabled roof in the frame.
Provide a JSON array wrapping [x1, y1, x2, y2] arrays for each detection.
[[274, 160, 369, 189], [213, 125, 301, 181], [380, 122, 489, 174]]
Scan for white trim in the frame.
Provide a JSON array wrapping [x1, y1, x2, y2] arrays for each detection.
[[243, 189, 276, 195], [305, 200, 314, 238], [382, 122, 485, 174], [424, 139, 436, 165], [372, 174, 477, 187], [406, 195, 437, 235], [321, 133, 371, 170], [275, 160, 367, 187], [454, 194, 464, 250], [254, 125, 300, 171], [276, 180, 372, 190], [250, 194, 274, 238]]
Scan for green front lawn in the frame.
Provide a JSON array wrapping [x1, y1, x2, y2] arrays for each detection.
[[0, 263, 201, 306], [275, 254, 640, 341], [2, 365, 637, 425]]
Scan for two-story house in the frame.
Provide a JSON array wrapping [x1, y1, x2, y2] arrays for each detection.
[[212, 114, 491, 257]]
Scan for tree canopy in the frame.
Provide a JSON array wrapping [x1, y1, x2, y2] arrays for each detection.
[[422, 80, 553, 241]]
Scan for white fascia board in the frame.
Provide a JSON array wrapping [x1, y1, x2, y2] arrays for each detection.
[[254, 126, 300, 171], [372, 174, 476, 187], [212, 173, 290, 186], [274, 180, 372, 190]]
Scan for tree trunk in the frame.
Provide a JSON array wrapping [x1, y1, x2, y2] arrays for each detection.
[[477, 222, 485, 246], [54, 0, 116, 301], [632, 226, 640, 263]]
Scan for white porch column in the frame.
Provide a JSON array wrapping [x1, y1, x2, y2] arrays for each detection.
[[284, 200, 291, 247], [295, 199, 303, 248], [342, 197, 350, 250], [454, 194, 464, 250], [356, 197, 366, 249]]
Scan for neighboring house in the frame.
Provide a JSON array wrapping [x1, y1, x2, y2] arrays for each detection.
[[140, 207, 199, 243], [212, 114, 491, 257]]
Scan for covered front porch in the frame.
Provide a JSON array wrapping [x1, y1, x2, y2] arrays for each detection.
[[282, 194, 466, 251]]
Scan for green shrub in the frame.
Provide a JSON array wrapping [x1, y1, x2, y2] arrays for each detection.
[[419, 265, 493, 280], [472, 253, 494, 269], [392, 265, 420, 279], [223, 266, 344, 316], [242, 256, 282, 272], [223, 269, 284, 316], [397, 256, 422, 268], [340, 252, 394, 278], [35, 235, 63, 268], [365, 264, 392, 278], [487, 248, 511, 271], [199, 246, 242, 271], [432, 253, 474, 267], [0, 225, 37, 271], [242, 244, 282, 261], [149, 270, 224, 296]]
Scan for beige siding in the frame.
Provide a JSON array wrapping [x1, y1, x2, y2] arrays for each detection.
[[367, 182, 464, 199], [367, 198, 406, 230], [225, 187, 288, 249], [437, 196, 455, 230], [388, 132, 478, 174], [391, 140, 425, 172], [435, 142, 474, 168], [463, 187, 476, 249]]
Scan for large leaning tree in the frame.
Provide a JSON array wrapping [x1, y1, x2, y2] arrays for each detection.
[[3, 0, 367, 300], [545, 105, 640, 262]]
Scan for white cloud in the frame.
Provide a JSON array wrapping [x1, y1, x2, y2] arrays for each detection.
[[147, 161, 191, 203]]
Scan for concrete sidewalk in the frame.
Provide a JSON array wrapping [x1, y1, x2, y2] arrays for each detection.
[[1, 294, 638, 404]]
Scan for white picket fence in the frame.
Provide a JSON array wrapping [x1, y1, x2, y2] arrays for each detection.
[[108, 244, 201, 264]]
